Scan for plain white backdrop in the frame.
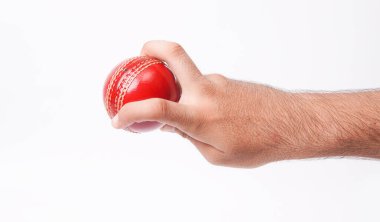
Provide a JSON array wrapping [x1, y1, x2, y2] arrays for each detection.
[[0, 0, 379, 221]]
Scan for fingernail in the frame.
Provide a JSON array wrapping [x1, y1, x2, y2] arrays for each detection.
[[160, 125, 175, 133], [111, 115, 121, 129]]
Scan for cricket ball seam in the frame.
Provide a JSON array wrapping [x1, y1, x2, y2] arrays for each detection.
[[105, 64, 126, 115], [113, 59, 158, 112], [105, 57, 136, 114], [106, 57, 155, 116], [116, 59, 162, 111]]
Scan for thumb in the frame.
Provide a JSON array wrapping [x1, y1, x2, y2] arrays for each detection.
[[112, 98, 199, 133]]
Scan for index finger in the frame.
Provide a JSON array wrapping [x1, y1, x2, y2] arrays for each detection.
[[141, 40, 203, 90]]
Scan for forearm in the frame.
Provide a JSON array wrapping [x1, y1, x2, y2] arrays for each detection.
[[112, 41, 380, 168], [287, 90, 380, 160]]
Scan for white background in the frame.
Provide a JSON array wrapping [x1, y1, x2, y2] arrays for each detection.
[[0, 0, 379, 221]]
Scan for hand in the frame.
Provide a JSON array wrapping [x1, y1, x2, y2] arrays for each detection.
[[111, 40, 298, 168], [111, 40, 380, 168]]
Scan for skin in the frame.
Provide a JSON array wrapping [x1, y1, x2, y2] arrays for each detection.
[[112, 40, 380, 168]]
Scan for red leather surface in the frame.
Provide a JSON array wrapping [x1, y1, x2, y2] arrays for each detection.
[[103, 56, 181, 132]]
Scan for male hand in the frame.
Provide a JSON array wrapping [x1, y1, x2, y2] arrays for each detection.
[[112, 40, 380, 168]]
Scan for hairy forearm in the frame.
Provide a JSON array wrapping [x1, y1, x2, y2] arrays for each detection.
[[286, 90, 380, 160], [112, 41, 379, 168]]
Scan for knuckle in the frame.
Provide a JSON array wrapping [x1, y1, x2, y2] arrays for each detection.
[[183, 108, 205, 133], [118, 102, 133, 117], [166, 42, 185, 57], [150, 99, 167, 119], [118, 103, 128, 114], [191, 114, 205, 133]]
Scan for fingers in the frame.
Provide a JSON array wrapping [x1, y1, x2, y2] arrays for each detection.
[[112, 98, 198, 133], [141, 40, 203, 90], [161, 125, 226, 166], [188, 137, 226, 165]]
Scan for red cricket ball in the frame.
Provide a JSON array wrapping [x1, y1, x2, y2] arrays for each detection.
[[103, 56, 181, 133]]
